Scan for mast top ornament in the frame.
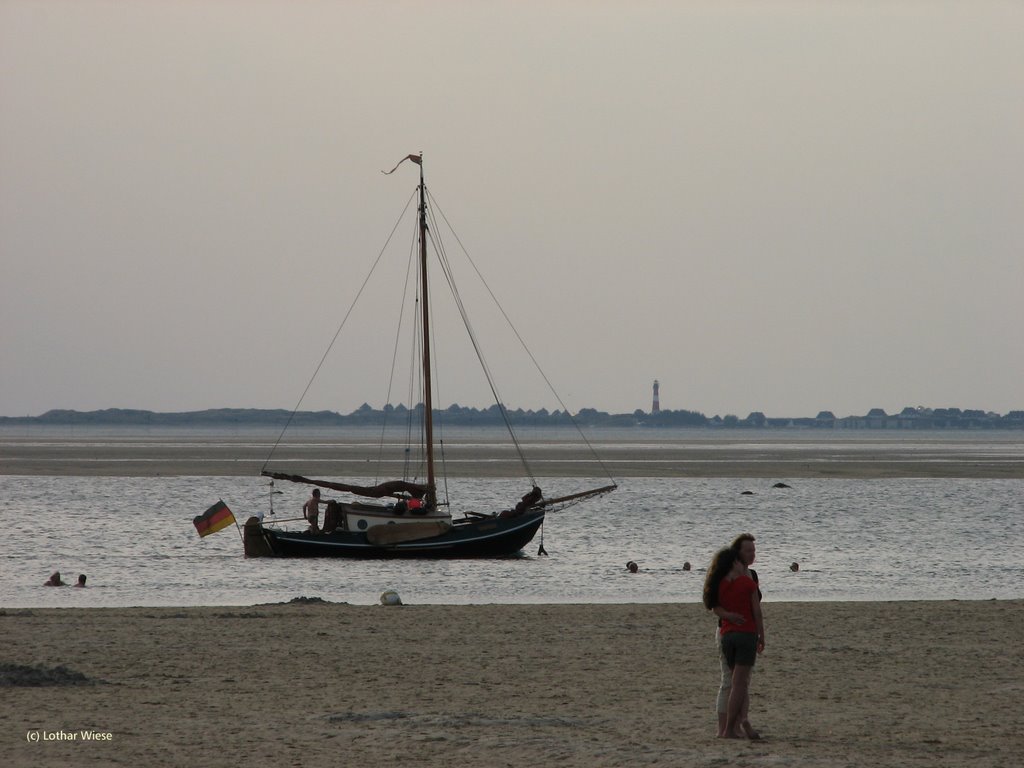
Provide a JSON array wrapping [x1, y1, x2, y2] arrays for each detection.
[[382, 153, 423, 175]]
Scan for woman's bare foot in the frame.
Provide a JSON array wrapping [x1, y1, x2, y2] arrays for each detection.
[[741, 721, 761, 740]]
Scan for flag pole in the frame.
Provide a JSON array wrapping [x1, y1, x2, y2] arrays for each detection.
[[231, 505, 244, 544]]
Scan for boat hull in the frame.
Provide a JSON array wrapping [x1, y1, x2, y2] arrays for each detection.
[[246, 510, 545, 558]]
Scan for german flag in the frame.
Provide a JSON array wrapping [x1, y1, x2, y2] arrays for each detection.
[[193, 500, 236, 538]]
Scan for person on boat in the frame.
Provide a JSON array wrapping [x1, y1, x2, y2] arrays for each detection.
[[44, 571, 67, 586], [322, 500, 343, 534], [499, 486, 543, 519], [683, 561, 692, 571], [704, 538, 765, 740], [303, 489, 329, 534], [75, 574, 87, 587]]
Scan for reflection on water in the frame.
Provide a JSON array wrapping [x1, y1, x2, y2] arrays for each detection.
[[2, 473, 1021, 607]]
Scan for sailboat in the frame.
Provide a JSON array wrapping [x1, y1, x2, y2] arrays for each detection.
[[242, 155, 616, 558]]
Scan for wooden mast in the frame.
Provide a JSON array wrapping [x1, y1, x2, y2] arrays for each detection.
[[417, 155, 437, 508]]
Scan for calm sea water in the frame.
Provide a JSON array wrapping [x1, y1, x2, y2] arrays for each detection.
[[2, 468, 1021, 608]]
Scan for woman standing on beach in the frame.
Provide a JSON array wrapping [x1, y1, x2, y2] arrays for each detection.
[[718, 533, 762, 738], [703, 547, 765, 738]]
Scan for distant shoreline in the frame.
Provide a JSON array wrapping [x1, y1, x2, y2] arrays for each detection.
[[1, 405, 1022, 430]]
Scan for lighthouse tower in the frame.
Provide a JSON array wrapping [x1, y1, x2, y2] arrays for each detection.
[[652, 380, 660, 414]]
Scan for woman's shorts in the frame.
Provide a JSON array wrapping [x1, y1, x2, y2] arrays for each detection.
[[721, 632, 758, 668]]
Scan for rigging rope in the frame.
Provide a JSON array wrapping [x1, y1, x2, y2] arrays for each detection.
[[262, 188, 418, 473], [376, 212, 421, 485], [425, 197, 537, 485], [425, 229, 452, 509], [426, 188, 617, 485], [263, 173, 618, 510]]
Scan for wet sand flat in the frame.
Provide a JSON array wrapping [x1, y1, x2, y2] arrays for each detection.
[[1, 431, 1022, 478]]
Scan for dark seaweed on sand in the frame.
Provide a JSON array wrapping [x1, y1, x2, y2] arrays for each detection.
[[0, 662, 99, 687]]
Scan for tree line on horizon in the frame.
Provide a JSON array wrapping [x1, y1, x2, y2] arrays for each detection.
[[2, 404, 1023, 430]]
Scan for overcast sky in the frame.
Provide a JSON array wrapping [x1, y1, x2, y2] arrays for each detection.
[[2, 1, 1021, 419]]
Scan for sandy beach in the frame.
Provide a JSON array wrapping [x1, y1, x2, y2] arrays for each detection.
[[2, 600, 1021, 767]]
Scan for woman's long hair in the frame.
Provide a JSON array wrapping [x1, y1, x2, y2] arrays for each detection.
[[702, 547, 738, 610]]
